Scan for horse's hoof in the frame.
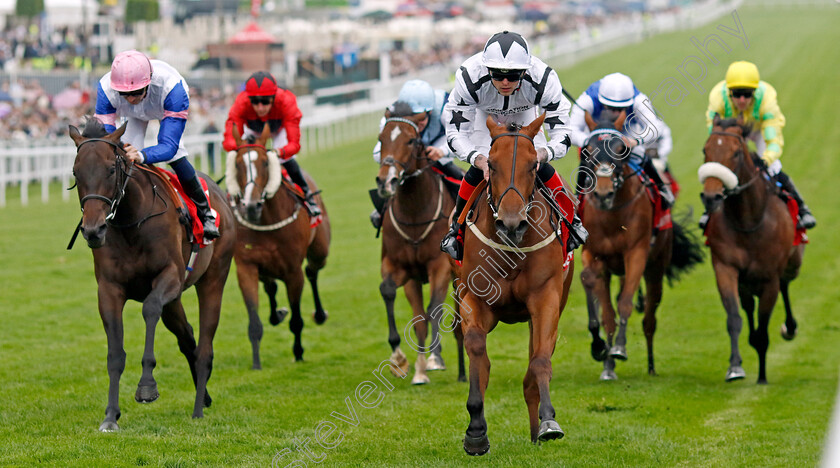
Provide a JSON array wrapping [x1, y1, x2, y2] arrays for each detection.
[[757, 378, 768, 385], [99, 421, 120, 432], [537, 419, 565, 442], [609, 346, 628, 361], [269, 307, 288, 326], [457, 374, 467, 383], [204, 391, 212, 408], [313, 310, 328, 325], [463, 434, 490, 456], [135, 384, 159, 403], [427, 353, 446, 371], [780, 323, 797, 341], [725, 366, 746, 382], [600, 369, 618, 381], [411, 373, 430, 385], [390, 349, 409, 376], [591, 342, 608, 362]]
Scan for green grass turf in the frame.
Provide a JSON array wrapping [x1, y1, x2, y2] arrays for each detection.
[[1, 6, 839, 467]]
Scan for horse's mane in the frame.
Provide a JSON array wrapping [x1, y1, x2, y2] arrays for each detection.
[[716, 117, 741, 129], [389, 101, 418, 118], [82, 117, 109, 138]]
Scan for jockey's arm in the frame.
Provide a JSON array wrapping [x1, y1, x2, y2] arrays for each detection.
[[705, 81, 727, 133], [758, 84, 786, 165], [140, 82, 189, 164], [625, 93, 665, 148], [275, 91, 302, 161], [222, 93, 250, 152], [569, 92, 594, 148], [442, 80, 480, 165], [655, 123, 673, 165], [93, 81, 118, 133], [538, 75, 572, 161]]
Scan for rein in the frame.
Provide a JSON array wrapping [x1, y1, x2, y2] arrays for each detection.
[[487, 130, 535, 220], [380, 117, 430, 182]]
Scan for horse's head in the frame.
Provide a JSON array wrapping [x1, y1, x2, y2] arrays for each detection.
[[69, 120, 129, 248], [226, 123, 280, 223], [485, 114, 544, 246], [375, 101, 428, 198], [582, 110, 630, 210], [698, 114, 753, 214]]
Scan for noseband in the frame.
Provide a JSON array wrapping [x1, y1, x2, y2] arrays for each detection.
[[487, 129, 534, 220], [77, 138, 132, 222], [379, 117, 428, 183]]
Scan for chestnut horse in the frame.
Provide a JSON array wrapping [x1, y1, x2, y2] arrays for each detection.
[[227, 124, 330, 367], [699, 116, 805, 384], [579, 115, 702, 380], [375, 105, 461, 384], [457, 115, 574, 455], [69, 120, 235, 431]]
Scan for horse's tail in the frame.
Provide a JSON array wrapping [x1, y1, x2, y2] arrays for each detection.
[[666, 210, 705, 285]]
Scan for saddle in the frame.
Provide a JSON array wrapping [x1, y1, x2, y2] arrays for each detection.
[[140, 165, 219, 247]]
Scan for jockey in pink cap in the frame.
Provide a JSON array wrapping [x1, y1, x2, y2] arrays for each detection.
[[94, 50, 219, 240]]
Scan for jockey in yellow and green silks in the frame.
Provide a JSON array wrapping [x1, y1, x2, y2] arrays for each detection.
[[701, 60, 816, 230]]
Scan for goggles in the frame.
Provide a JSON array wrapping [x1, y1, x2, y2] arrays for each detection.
[[488, 68, 525, 82], [249, 96, 274, 106]]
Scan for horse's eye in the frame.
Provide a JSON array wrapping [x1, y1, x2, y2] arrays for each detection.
[[530, 162, 538, 172], [109, 167, 116, 175]]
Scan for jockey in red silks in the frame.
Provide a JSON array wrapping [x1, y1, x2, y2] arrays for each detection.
[[94, 50, 220, 239], [222, 71, 320, 216], [440, 31, 587, 261]]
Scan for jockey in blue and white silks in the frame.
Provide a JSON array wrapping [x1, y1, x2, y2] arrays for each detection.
[[568, 72, 674, 208], [93, 50, 219, 239]]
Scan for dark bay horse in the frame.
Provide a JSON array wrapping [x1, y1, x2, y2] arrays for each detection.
[[227, 124, 330, 367], [458, 115, 574, 455], [699, 116, 805, 384], [375, 105, 460, 384], [69, 120, 235, 431], [579, 115, 703, 380]]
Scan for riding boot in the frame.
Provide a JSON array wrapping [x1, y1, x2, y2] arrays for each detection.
[[775, 170, 817, 229], [368, 189, 387, 229], [283, 159, 321, 217], [433, 160, 465, 202], [440, 194, 468, 261], [642, 156, 674, 209], [181, 175, 220, 240]]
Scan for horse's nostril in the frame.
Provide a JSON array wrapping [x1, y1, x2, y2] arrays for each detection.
[[517, 220, 529, 232]]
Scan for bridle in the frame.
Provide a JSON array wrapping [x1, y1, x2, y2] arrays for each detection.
[[487, 128, 535, 220], [235, 142, 270, 205], [76, 138, 133, 222], [706, 130, 763, 198], [379, 117, 429, 183], [583, 129, 646, 211]]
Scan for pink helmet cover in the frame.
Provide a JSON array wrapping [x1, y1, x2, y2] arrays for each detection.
[[111, 50, 153, 92]]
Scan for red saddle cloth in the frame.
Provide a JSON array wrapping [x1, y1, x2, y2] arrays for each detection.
[[280, 167, 323, 229], [158, 169, 219, 247]]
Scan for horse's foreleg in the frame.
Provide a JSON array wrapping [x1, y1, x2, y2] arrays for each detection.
[[237, 263, 263, 369], [580, 259, 607, 362], [462, 296, 495, 456], [285, 269, 306, 362], [404, 279, 430, 385], [380, 259, 409, 375], [526, 289, 564, 443], [780, 279, 797, 340], [754, 282, 780, 384], [97, 285, 126, 432], [613, 247, 648, 362], [425, 261, 451, 371], [713, 260, 745, 381], [136, 267, 182, 405]]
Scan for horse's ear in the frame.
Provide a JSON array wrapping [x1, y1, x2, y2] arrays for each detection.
[[109, 123, 127, 142], [232, 124, 242, 146], [69, 125, 84, 147], [584, 111, 597, 131], [523, 112, 546, 138], [485, 115, 504, 136], [384, 108, 392, 119], [712, 113, 721, 127], [614, 110, 627, 132], [259, 122, 271, 146]]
